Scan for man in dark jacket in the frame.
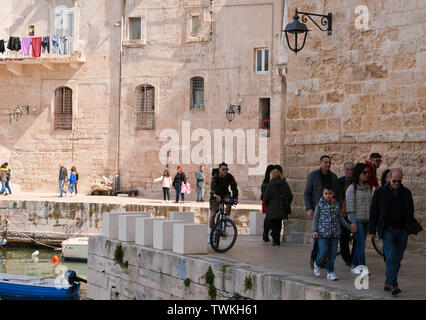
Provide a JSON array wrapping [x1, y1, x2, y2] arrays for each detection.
[[58, 163, 68, 197], [369, 168, 414, 295], [337, 161, 355, 266], [304, 155, 342, 268], [173, 166, 187, 203], [209, 162, 238, 241]]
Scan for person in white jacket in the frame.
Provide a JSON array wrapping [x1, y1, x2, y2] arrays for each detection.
[[154, 170, 173, 203]]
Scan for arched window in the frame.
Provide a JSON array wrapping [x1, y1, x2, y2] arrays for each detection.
[[54, 86, 72, 130], [135, 84, 155, 130], [190, 77, 204, 109]]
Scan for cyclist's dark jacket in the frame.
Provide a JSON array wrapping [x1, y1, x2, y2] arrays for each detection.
[[210, 173, 238, 201]]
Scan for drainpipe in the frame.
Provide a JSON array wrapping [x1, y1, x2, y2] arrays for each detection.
[[116, 0, 125, 190]]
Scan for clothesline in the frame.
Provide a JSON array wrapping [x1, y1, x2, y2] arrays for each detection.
[[0, 35, 73, 57]]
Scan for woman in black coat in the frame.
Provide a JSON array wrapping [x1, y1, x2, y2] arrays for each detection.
[[264, 168, 293, 246]]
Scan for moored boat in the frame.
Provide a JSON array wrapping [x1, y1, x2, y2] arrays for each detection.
[[61, 237, 88, 260], [0, 270, 85, 300]]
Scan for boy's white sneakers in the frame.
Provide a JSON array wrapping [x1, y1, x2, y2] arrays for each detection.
[[327, 272, 338, 281], [313, 262, 321, 277]]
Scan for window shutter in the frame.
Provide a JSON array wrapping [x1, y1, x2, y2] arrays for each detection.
[[136, 85, 155, 130], [54, 87, 72, 130]]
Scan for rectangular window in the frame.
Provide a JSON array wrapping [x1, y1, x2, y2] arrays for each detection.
[[255, 49, 269, 74], [129, 17, 142, 40], [259, 98, 270, 137], [191, 16, 200, 34]]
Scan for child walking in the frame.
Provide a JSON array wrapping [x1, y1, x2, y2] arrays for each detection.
[[312, 186, 356, 281], [68, 166, 77, 196]]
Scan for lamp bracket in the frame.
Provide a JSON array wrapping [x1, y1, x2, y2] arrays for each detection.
[[297, 10, 332, 35]]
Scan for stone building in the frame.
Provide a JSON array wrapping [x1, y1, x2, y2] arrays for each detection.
[[0, 0, 284, 199]]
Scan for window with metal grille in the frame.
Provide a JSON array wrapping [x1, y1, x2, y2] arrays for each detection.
[[54, 87, 72, 130], [190, 77, 204, 109], [135, 84, 155, 130]]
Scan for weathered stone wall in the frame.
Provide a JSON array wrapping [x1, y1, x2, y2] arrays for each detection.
[[283, 0, 426, 254]]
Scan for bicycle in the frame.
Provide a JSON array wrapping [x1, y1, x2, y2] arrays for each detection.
[[209, 199, 238, 253]]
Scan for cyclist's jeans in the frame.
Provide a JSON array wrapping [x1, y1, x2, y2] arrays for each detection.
[[382, 227, 408, 286], [316, 237, 338, 273], [352, 221, 369, 267]]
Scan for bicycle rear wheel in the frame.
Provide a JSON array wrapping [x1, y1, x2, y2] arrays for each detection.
[[209, 218, 237, 253]]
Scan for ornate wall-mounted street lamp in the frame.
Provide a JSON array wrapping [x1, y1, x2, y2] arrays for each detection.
[[283, 9, 332, 54], [225, 104, 241, 122]]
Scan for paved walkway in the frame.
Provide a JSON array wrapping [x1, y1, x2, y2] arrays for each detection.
[[2, 192, 262, 209], [207, 235, 426, 300]]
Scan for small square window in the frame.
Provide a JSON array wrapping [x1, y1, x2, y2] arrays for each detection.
[[129, 17, 141, 40]]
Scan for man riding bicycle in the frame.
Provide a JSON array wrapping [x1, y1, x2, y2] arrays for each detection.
[[209, 162, 239, 241]]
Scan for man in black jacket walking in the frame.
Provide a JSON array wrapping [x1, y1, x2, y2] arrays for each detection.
[[369, 168, 414, 295], [58, 163, 68, 197]]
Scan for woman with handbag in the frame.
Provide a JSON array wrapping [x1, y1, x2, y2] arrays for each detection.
[[173, 166, 187, 203]]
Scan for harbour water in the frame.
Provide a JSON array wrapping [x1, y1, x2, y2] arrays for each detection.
[[0, 246, 88, 299]]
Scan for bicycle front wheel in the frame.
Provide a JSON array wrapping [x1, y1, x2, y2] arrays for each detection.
[[210, 218, 237, 253]]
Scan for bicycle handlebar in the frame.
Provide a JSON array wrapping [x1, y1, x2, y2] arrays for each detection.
[[223, 199, 238, 206]]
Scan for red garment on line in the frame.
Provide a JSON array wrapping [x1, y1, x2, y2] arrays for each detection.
[[31, 37, 42, 58]]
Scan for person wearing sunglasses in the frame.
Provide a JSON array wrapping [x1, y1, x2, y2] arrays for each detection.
[[346, 163, 372, 275], [209, 162, 239, 242], [369, 168, 417, 295], [365, 153, 382, 191]]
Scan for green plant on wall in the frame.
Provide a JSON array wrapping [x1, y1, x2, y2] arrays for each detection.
[[114, 243, 129, 269], [184, 278, 192, 288], [244, 275, 253, 291], [205, 266, 217, 300]]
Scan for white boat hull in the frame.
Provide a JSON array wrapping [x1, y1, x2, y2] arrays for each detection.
[[62, 237, 88, 260]]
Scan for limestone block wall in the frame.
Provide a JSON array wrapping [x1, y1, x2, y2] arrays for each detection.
[[282, 0, 426, 255]]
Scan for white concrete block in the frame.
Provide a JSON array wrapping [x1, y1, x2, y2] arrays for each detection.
[[102, 212, 129, 239], [169, 211, 194, 223], [118, 213, 151, 242], [249, 211, 264, 235], [172, 223, 208, 255], [153, 220, 187, 250], [135, 217, 165, 246]]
